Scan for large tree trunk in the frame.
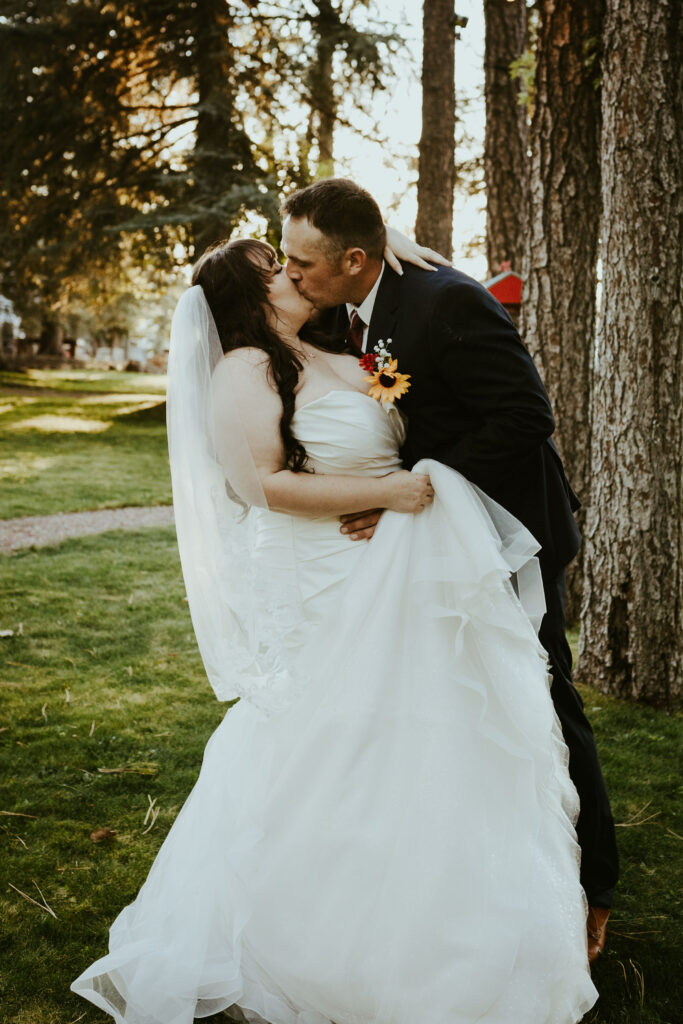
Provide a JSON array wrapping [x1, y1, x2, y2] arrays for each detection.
[[415, 0, 456, 259], [577, 0, 683, 706], [483, 0, 527, 277], [521, 0, 604, 625], [309, 0, 337, 179], [193, 0, 249, 255]]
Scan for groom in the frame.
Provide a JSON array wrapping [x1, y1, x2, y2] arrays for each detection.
[[280, 177, 618, 960]]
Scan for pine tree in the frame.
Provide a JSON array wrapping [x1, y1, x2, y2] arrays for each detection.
[[578, 0, 682, 705], [301, 0, 399, 181], [415, 1, 467, 258], [521, 0, 604, 624], [0, 1, 398, 330], [483, 0, 528, 277]]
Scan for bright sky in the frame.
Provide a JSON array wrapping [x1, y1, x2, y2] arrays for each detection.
[[334, 0, 487, 280]]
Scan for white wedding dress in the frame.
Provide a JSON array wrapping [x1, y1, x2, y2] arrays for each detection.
[[72, 390, 598, 1024]]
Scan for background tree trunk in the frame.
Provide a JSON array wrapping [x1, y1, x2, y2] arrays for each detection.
[[309, 0, 337, 178], [521, 0, 604, 625], [38, 321, 63, 357], [577, 0, 683, 706], [193, 0, 251, 255], [415, 0, 456, 258], [483, 0, 528, 277]]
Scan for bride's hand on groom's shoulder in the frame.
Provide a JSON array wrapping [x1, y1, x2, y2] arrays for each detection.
[[384, 226, 452, 275]]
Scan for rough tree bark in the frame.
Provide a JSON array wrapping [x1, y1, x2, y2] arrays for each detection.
[[483, 0, 528, 277], [521, 0, 604, 625], [415, 0, 456, 259], [577, 0, 683, 706]]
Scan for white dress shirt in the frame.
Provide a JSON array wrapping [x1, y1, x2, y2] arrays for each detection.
[[345, 263, 385, 354]]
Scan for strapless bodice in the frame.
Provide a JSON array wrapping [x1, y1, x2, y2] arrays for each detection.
[[291, 388, 405, 475], [249, 389, 405, 623]]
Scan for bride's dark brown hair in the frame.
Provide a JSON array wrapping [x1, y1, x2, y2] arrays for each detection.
[[191, 237, 343, 473]]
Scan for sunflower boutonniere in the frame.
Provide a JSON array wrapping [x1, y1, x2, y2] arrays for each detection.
[[361, 339, 411, 409]]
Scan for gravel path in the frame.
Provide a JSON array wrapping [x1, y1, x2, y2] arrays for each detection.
[[0, 505, 175, 554]]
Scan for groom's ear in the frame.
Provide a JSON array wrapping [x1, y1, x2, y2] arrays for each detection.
[[343, 247, 368, 276]]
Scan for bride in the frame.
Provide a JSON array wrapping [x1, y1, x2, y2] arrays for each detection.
[[71, 236, 598, 1024]]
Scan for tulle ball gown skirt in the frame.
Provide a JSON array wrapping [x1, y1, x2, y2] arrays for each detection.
[[71, 460, 598, 1024]]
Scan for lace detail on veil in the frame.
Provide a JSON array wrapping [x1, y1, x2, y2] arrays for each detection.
[[211, 492, 309, 713]]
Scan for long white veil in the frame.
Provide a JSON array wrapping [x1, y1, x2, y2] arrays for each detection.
[[167, 286, 305, 712]]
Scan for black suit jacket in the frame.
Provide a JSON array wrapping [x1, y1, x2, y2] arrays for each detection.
[[324, 261, 581, 578]]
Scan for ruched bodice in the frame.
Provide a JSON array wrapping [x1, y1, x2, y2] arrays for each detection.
[[292, 389, 405, 475], [250, 390, 405, 623]]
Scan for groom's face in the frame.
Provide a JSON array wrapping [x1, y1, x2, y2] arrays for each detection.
[[281, 216, 353, 309]]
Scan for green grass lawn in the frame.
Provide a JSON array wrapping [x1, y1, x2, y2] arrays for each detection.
[[0, 368, 168, 396], [0, 370, 171, 518], [1, 528, 224, 1022], [1, 529, 681, 1023]]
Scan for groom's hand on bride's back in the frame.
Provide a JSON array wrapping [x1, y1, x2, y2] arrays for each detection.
[[340, 509, 383, 541]]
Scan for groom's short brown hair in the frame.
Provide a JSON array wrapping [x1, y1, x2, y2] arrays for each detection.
[[281, 178, 386, 261]]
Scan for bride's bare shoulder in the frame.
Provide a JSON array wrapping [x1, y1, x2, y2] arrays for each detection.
[[222, 347, 270, 371], [217, 347, 271, 383], [223, 348, 268, 368], [214, 347, 280, 407]]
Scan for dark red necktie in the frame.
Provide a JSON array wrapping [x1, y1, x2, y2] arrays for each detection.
[[347, 310, 365, 356]]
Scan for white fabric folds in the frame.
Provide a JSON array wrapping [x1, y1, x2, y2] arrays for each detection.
[[72, 390, 597, 1024]]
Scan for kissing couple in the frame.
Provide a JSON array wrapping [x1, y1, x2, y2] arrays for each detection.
[[72, 178, 618, 1024]]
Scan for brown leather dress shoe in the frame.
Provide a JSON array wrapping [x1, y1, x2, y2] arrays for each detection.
[[587, 906, 610, 963]]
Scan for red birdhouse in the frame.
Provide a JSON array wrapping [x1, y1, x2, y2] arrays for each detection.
[[483, 265, 523, 325]]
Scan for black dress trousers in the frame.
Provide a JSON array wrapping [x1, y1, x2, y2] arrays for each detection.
[[539, 570, 619, 908]]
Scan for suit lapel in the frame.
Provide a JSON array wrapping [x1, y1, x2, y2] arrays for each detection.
[[367, 263, 403, 355]]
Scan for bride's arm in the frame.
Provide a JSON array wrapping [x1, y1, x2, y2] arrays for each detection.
[[266, 466, 428, 517], [383, 225, 452, 275], [213, 350, 433, 517]]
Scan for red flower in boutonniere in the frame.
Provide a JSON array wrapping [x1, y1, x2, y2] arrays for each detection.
[[363, 339, 411, 408], [359, 351, 378, 372]]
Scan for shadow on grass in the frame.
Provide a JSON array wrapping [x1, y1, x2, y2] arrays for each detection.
[[122, 400, 167, 424], [1, 385, 171, 518]]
